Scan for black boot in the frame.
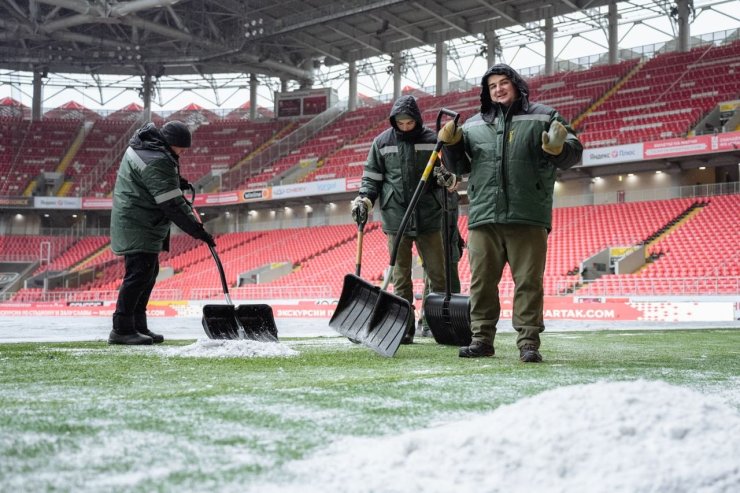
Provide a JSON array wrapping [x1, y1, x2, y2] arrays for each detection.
[[109, 314, 153, 345], [400, 317, 414, 344], [134, 313, 164, 344], [519, 344, 542, 363], [459, 340, 495, 358]]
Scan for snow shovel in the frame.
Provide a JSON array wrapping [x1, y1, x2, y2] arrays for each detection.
[[329, 220, 372, 344], [423, 186, 472, 346], [202, 244, 278, 342], [329, 108, 460, 357], [328, 214, 410, 355], [329, 216, 412, 357]]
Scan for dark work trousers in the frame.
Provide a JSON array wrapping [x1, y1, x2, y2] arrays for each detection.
[[114, 252, 159, 318], [386, 230, 446, 330], [467, 223, 547, 349]]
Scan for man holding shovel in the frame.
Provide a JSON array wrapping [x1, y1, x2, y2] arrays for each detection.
[[351, 95, 447, 344], [109, 121, 216, 345], [438, 64, 582, 362]]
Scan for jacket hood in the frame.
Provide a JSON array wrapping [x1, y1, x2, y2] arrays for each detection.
[[129, 122, 174, 155], [389, 95, 424, 140], [480, 63, 530, 114]]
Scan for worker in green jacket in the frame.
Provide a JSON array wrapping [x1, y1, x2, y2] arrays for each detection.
[[351, 95, 447, 344], [438, 64, 583, 362], [109, 121, 215, 345]]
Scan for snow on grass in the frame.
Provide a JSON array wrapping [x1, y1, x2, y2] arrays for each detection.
[[154, 338, 299, 358], [252, 380, 740, 493]]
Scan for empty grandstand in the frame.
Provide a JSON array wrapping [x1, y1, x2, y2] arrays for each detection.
[[0, 0, 738, 323]]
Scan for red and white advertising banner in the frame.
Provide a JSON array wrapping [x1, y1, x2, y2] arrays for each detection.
[[2, 298, 733, 322], [642, 131, 740, 160], [82, 197, 113, 209], [0, 301, 179, 317], [345, 177, 362, 191], [193, 191, 242, 207]]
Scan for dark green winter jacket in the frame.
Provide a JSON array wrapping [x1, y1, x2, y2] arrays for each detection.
[[444, 65, 583, 231], [359, 95, 442, 236], [110, 123, 206, 255]]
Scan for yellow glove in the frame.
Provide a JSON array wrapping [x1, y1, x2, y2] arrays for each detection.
[[542, 121, 567, 155], [438, 120, 462, 145]]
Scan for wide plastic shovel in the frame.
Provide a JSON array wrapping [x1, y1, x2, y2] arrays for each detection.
[[329, 221, 376, 344], [329, 222, 410, 356], [202, 245, 278, 342]]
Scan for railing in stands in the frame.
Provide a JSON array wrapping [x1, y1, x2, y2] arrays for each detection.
[[221, 103, 345, 189], [575, 276, 740, 297], [2, 276, 735, 303], [77, 116, 145, 197], [190, 285, 333, 300], [1, 289, 183, 303]]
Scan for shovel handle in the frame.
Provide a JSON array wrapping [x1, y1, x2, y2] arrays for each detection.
[[387, 108, 460, 270], [355, 221, 365, 277], [209, 244, 233, 306], [436, 108, 460, 133]]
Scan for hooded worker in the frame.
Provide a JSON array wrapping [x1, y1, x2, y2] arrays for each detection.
[[438, 63, 583, 362], [350, 95, 447, 345]]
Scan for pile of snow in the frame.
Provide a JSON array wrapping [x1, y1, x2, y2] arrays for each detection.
[[255, 380, 740, 493], [156, 338, 298, 358]]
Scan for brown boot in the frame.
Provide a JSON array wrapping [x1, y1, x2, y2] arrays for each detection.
[[459, 341, 495, 358]]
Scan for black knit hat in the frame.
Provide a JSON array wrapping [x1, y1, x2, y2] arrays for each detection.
[[161, 120, 192, 148]]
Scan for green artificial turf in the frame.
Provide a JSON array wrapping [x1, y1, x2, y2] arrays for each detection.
[[1, 329, 738, 492]]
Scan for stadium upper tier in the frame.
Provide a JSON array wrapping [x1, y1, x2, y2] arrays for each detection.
[[1, 39, 739, 199]]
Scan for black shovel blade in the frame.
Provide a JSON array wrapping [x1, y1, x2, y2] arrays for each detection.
[[202, 304, 242, 339], [329, 274, 380, 341], [202, 304, 279, 341], [423, 292, 472, 346], [363, 290, 411, 357], [235, 304, 279, 342]]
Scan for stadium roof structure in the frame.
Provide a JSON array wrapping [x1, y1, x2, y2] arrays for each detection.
[[0, 0, 622, 81], [0, 0, 738, 110]]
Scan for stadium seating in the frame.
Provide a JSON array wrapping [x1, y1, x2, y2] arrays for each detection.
[[575, 195, 740, 296], [577, 39, 740, 147], [3, 39, 740, 302], [4, 192, 739, 302], [183, 119, 286, 184], [238, 107, 390, 188], [0, 119, 81, 196], [63, 120, 134, 196]]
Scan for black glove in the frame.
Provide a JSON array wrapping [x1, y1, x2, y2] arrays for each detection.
[[457, 235, 465, 258], [179, 176, 195, 203], [434, 165, 457, 190], [160, 198, 213, 245], [351, 196, 372, 225]]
